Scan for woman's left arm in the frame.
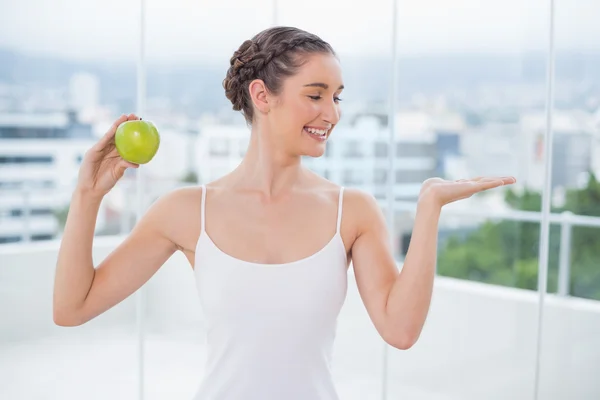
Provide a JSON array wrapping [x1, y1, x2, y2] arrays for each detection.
[[349, 176, 516, 350]]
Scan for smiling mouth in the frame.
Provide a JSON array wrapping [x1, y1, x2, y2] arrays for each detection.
[[303, 126, 329, 140]]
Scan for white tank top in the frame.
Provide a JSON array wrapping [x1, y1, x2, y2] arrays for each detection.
[[192, 185, 349, 400]]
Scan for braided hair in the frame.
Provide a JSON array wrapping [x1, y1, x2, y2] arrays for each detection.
[[223, 27, 336, 124]]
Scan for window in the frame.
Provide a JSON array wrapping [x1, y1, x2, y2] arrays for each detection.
[[343, 140, 363, 158], [374, 142, 388, 158], [0, 156, 54, 164], [373, 169, 387, 184], [396, 143, 435, 158], [395, 170, 433, 184], [343, 169, 364, 185], [0, 236, 21, 244]]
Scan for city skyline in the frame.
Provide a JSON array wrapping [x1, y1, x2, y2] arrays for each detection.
[[2, 0, 600, 65]]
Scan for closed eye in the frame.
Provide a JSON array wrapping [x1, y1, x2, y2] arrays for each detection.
[[308, 95, 343, 103]]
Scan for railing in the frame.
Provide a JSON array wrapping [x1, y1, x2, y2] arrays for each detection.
[[3, 184, 600, 299], [386, 199, 600, 298]]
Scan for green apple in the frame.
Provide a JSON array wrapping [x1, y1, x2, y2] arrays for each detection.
[[114, 120, 160, 164]]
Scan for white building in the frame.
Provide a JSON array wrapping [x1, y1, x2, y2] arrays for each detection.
[[195, 121, 250, 183], [457, 122, 523, 181], [520, 110, 598, 191], [0, 111, 100, 243]]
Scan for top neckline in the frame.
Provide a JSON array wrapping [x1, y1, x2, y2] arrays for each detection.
[[197, 230, 344, 268], [195, 184, 346, 268]]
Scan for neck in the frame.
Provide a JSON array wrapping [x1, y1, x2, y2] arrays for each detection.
[[231, 124, 304, 198]]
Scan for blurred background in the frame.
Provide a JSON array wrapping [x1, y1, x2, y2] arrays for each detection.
[[1, 0, 599, 399]]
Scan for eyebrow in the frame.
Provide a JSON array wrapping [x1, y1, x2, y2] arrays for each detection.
[[303, 83, 345, 90]]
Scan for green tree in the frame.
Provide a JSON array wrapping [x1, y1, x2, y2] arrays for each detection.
[[54, 205, 70, 231], [437, 172, 600, 301], [181, 170, 199, 184]]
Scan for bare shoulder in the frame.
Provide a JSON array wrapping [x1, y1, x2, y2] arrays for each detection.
[[340, 188, 386, 240], [143, 185, 203, 251], [342, 187, 380, 208], [342, 187, 382, 219], [148, 185, 202, 216]]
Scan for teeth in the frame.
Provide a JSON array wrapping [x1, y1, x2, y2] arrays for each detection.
[[305, 127, 328, 136]]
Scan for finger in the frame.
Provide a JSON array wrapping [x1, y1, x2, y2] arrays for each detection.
[[478, 179, 507, 190], [502, 176, 517, 185], [95, 114, 129, 149], [127, 113, 140, 121], [106, 148, 139, 168], [119, 159, 139, 169], [105, 146, 121, 160], [454, 177, 483, 183], [479, 176, 517, 185]]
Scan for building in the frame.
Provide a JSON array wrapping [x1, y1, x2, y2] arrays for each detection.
[[520, 111, 598, 191], [195, 120, 250, 184], [0, 111, 97, 243]]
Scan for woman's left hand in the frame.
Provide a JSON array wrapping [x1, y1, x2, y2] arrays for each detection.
[[419, 176, 517, 208]]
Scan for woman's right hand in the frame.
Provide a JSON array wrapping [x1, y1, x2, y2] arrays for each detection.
[[76, 113, 141, 198]]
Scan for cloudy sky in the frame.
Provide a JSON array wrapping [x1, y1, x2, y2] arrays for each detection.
[[1, 0, 599, 65]]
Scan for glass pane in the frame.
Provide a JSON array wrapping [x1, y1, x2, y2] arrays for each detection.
[[0, 1, 140, 399], [387, 0, 548, 398], [539, 1, 600, 398], [278, 1, 393, 398]]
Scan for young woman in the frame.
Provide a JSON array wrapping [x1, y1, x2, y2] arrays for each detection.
[[53, 26, 515, 399]]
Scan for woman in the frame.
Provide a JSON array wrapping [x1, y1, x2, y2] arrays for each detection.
[[53, 26, 515, 399]]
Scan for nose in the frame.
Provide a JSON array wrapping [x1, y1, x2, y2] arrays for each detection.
[[322, 99, 341, 125]]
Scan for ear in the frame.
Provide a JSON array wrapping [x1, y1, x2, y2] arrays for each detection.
[[248, 79, 270, 115]]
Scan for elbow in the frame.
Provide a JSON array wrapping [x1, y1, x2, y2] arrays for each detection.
[[385, 336, 417, 351], [383, 329, 420, 351], [53, 313, 77, 327], [53, 307, 84, 327]]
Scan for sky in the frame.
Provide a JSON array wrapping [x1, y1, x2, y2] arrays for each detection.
[[1, 0, 600, 65]]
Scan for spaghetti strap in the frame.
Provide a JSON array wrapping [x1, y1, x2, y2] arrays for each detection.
[[336, 187, 344, 234], [200, 185, 206, 233]]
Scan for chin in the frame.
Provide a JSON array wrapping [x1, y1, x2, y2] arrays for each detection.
[[301, 145, 327, 158]]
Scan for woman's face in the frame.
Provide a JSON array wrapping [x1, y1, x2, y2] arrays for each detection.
[[261, 52, 344, 159]]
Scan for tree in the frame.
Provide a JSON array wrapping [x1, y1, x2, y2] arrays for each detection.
[[437, 172, 600, 301], [54, 205, 70, 231], [182, 170, 199, 184]]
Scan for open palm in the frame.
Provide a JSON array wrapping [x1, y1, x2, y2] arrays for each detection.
[[420, 176, 517, 207]]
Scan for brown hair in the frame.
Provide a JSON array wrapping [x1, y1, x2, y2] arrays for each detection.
[[223, 26, 336, 124]]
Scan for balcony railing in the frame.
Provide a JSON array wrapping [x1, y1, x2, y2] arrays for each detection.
[[4, 184, 600, 299]]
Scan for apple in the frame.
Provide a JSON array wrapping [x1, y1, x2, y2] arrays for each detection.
[[114, 120, 160, 164]]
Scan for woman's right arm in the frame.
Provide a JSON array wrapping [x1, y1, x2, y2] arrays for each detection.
[[53, 113, 180, 326], [53, 188, 181, 326]]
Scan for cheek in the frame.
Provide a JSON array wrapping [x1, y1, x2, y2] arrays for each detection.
[[276, 97, 320, 131], [294, 99, 320, 121]]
